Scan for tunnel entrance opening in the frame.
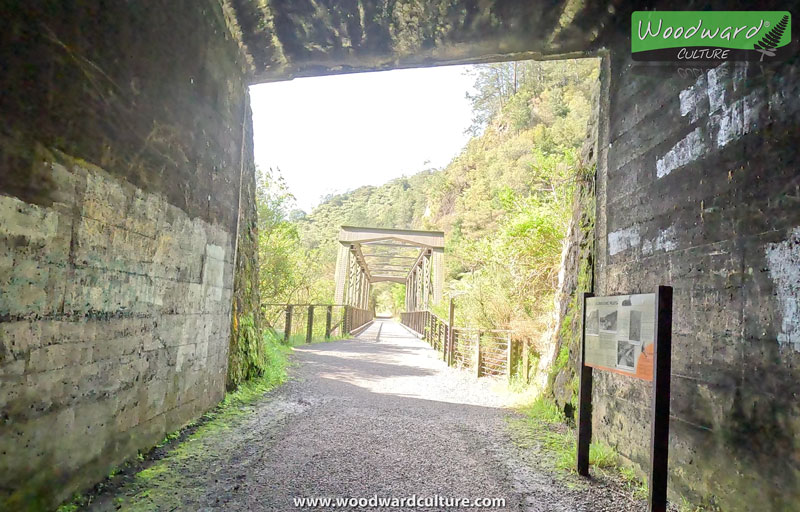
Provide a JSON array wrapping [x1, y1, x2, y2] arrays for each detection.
[[6, 2, 799, 510]]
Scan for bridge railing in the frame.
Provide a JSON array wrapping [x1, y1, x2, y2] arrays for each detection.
[[263, 303, 374, 343], [400, 310, 514, 381]]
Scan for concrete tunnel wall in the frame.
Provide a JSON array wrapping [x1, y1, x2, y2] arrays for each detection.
[[0, 0, 256, 508], [593, 40, 800, 509], [2, 0, 800, 510]]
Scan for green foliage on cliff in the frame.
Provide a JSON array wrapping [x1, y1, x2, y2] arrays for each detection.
[[258, 59, 599, 341], [256, 168, 331, 306]]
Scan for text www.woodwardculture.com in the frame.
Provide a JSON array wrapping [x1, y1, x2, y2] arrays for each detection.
[[293, 495, 507, 508]]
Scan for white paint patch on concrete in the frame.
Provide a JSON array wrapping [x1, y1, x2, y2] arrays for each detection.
[[655, 225, 679, 252], [644, 225, 680, 255], [715, 90, 764, 148], [730, 63, 747, 92], [707, 64, 728, 113], [679, 74, 707, 123], [202, 244, 226, 301], [656, 128, 706, 179], [608, 226, 641, 256], [765, 227, 800, 352]]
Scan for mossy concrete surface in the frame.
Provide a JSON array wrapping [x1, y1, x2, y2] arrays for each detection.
[[1, 1, 262, 508]]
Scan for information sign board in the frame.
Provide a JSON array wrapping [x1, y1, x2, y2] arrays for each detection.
[[584, 293, 656, 380]]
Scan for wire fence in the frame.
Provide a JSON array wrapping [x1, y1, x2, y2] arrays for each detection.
[[400, 310, 514, 380]]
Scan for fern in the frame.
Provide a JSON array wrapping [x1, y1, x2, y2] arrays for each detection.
[[754, 15, 789, 51]]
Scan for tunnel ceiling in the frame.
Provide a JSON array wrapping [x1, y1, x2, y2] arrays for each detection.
[[228, 0, 617, 83]]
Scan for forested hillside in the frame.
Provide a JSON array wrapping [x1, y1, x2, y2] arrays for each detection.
[[257, 59, 599, 354]]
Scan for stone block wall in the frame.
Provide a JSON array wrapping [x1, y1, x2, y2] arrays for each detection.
[[0, 1, 255, 508], [593, 44, 800, 509]]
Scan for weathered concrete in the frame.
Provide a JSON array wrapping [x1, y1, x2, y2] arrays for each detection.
[[229, 0, 615, 82], [3, 1, 800, 510], [593, 33, 800, 512], [0, 1, 256, 508]]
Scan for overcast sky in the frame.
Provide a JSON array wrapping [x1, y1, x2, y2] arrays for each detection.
[[250, 65, 476, 212]]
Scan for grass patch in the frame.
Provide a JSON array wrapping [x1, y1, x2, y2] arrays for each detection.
[[619, 466, 648, 500], [522, 397, 566, 424], [56, 502, 79, 512], [284, 332, 348, 347], [515, 396, 652, 504]]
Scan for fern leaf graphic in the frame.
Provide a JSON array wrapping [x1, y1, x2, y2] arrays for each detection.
[[754, 15, 789, 60]]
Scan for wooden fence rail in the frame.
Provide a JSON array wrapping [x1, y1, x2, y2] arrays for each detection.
[[400, 310, 515, 381]]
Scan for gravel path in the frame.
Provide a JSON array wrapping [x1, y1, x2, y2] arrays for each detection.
[[89, 320, 647, 511]]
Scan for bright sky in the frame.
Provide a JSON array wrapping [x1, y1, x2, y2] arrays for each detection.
[[250, 65, 476, 212]]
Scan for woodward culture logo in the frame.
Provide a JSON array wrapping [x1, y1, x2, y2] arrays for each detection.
[[632, 11, 792, 61]]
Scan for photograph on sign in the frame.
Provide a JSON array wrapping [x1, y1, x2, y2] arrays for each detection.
[[584, 293, 655, 380], [629, 310, 642, 341], [586, 308, 599, 335], [599, 309, 617, 332]]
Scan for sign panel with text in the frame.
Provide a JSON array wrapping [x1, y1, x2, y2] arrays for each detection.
[[584, 293, 655, 381]]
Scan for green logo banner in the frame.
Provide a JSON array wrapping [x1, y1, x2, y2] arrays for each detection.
[[632, 11, 792, 61]]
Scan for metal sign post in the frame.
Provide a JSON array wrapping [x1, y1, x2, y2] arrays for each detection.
[[649, 286, 673, 512], [577, 292, 594, 477], [577, 286, 673, 512]]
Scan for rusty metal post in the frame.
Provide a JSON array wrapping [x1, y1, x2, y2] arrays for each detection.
[[284, 305, 293, 343], [306, 305, 314, 344], [325, 305, 333, 339]]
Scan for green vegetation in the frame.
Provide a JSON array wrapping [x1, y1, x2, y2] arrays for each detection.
[[283, 333, 348, 347], [228, 313, 290, 389], [620, 466, 649, 500], [517, 396, 653, 502], [519, 397, 616, 473], [56, 501, 79, 512], [274, 59, 599, 341], [678, 496, 721, 512], [257, 168, 332, 304]]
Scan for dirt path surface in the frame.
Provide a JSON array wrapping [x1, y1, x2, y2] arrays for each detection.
[[89, 320, 646, 511]]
